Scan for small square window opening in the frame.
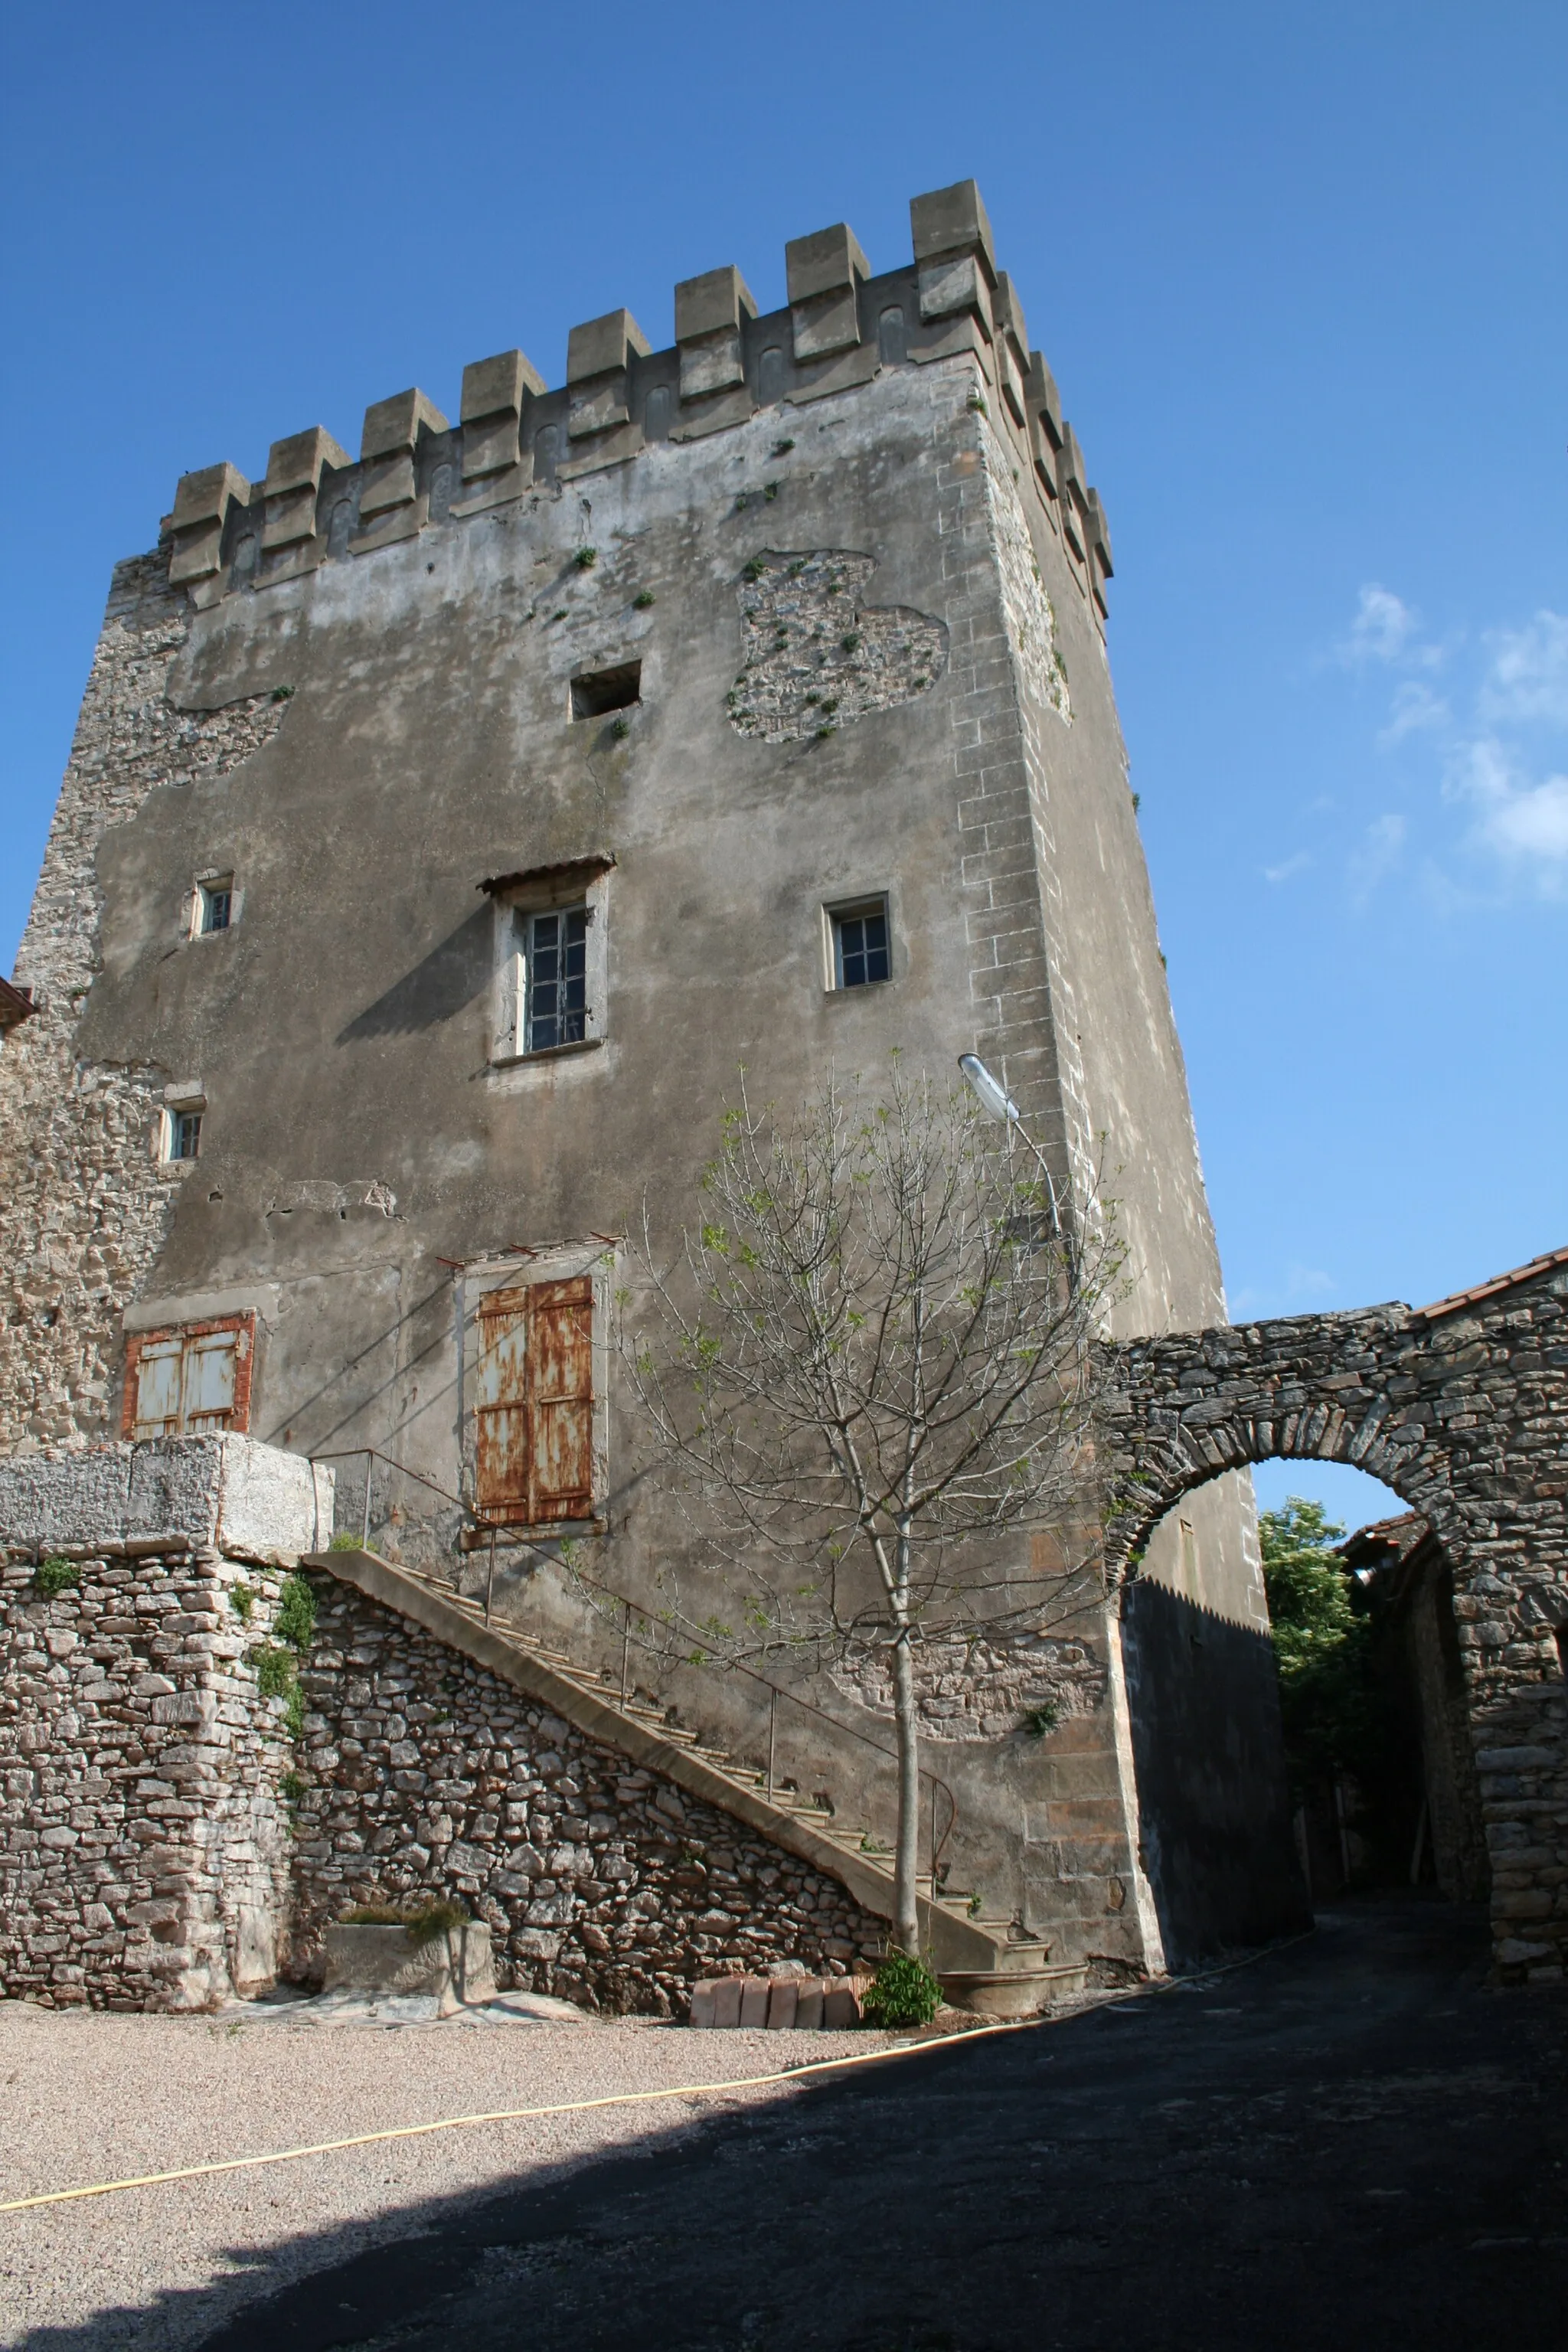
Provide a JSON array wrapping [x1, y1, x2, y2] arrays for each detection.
[[832, 899, 891, 989], [570, 663, 642, 720], [167, 1110, 202, 1162], [198, 880, 233, 934], [526, 906, 589, 1051]]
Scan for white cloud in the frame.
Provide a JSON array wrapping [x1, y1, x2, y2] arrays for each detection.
[[1324, 591, 1567, 907], [1446, 734, 1568, 881], [1263, 851, 1312, 884], [1348, 812, 1406, 900], [1379, 680, 1449, 744], [1344, 583, 1420, 665], [1486, 777, 1568, 859], [1479, 609, 1568, 728]]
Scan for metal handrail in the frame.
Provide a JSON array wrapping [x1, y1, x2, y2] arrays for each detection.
[[570, 1572, 959, 1891], [306, 1446, 959, 1890], [309, 1445, 477, 1550]]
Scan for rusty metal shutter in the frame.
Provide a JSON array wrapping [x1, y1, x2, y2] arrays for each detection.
[[475, 1287, 532, 1523], [528, 1276, 594, 1522], [473, 1276, 594, 1526]]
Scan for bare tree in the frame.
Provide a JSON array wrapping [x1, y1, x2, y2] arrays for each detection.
[[614, 1060, 1125, 1959]]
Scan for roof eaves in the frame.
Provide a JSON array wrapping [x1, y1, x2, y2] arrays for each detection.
[[478, 853, 616, 897], [1416, 1242, 1568, 1322]]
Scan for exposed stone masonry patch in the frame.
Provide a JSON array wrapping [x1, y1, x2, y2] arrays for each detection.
[[726, 550, 946, 743], [291, 1582, 886, 2017], [0, 1547, 295, 2008], [981, 422, 1070, 724], [0, 554, 288, 1454], [832, 1628, 1107, 1740]]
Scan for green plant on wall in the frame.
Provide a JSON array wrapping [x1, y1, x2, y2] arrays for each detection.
[[250, 1571, 318, 1740], [273, 1572, 317, 1653], [34, 1557, 81, 1598]]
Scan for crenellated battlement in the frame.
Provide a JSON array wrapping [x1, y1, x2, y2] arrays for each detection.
[[164, 181, 1114, 632]]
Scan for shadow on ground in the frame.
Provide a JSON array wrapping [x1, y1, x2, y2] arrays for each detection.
[[21, 1902, 1568, 2352]]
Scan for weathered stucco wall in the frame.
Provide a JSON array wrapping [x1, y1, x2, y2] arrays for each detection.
[[2, 184, 1287, 1978]]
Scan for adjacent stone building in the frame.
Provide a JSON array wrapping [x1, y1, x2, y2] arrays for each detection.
[[2, 179, 1312, 2003]]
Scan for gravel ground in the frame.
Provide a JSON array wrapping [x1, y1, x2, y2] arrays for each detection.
[[0, 1996, 883, 2349]]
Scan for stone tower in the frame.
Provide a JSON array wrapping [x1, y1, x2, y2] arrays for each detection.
[[0, 181, 1301, 1978]]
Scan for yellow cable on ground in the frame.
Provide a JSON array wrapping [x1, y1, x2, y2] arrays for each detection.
[[0, 2017, 1024, 2216], [0, 1932, 1315, 2217]]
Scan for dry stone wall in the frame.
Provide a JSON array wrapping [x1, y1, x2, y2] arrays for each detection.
[[0, 1545, 296, 2008], [290, 1580, 887, 2017], [0, 553, 286, 1455]]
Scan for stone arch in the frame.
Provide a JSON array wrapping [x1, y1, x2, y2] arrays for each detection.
[[1097, 1246, 1568, 1982], [1111, 1402, 1469, 1592]]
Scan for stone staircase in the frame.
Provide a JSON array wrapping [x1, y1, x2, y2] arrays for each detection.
[[307, 1545, 1071, 1988]]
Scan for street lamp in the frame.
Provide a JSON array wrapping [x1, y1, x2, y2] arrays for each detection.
[[958, 1053, 1064, 1241]]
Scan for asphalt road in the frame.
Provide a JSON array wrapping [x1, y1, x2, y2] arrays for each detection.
[[195, 1901, 1567, 2352]]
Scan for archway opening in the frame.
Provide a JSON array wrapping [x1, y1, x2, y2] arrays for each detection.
[[1119, 1457, 1487, 1968]]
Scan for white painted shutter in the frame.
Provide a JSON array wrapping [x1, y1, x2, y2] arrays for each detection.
[[132, 1337, 184, 1439], [181, 1331, 237, 1433]]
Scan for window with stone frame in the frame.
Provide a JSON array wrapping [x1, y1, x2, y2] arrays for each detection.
[[473, 1277, 595, 1527], [485, 857, 611, 1066], [122, 1314, 256, 1441], [828, 896, 892, 989], [164, 1108, 203, 1161], [195, 877, 234, 935], [523, 905, 590, 1051]]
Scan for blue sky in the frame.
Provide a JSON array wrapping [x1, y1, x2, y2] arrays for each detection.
[[2, 1, 1563, 1534]]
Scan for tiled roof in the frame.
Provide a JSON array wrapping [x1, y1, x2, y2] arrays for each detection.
[[1417, 1243, 1568, 1322]]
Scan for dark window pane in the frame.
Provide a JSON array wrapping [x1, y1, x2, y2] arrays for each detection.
[[204, 889, 230, 933], [528, 906, 589, 1050], [172, 1112, 201, 1161], [835, 903, 890, 988]]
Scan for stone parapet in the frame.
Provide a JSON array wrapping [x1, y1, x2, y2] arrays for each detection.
[[0, 1434, 333, 1563], [155, 180, 1113, 639]]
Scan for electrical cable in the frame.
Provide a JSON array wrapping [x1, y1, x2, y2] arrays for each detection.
[[0, 2016, 1023, 2215], [0, 1929, 1315, 2216]]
